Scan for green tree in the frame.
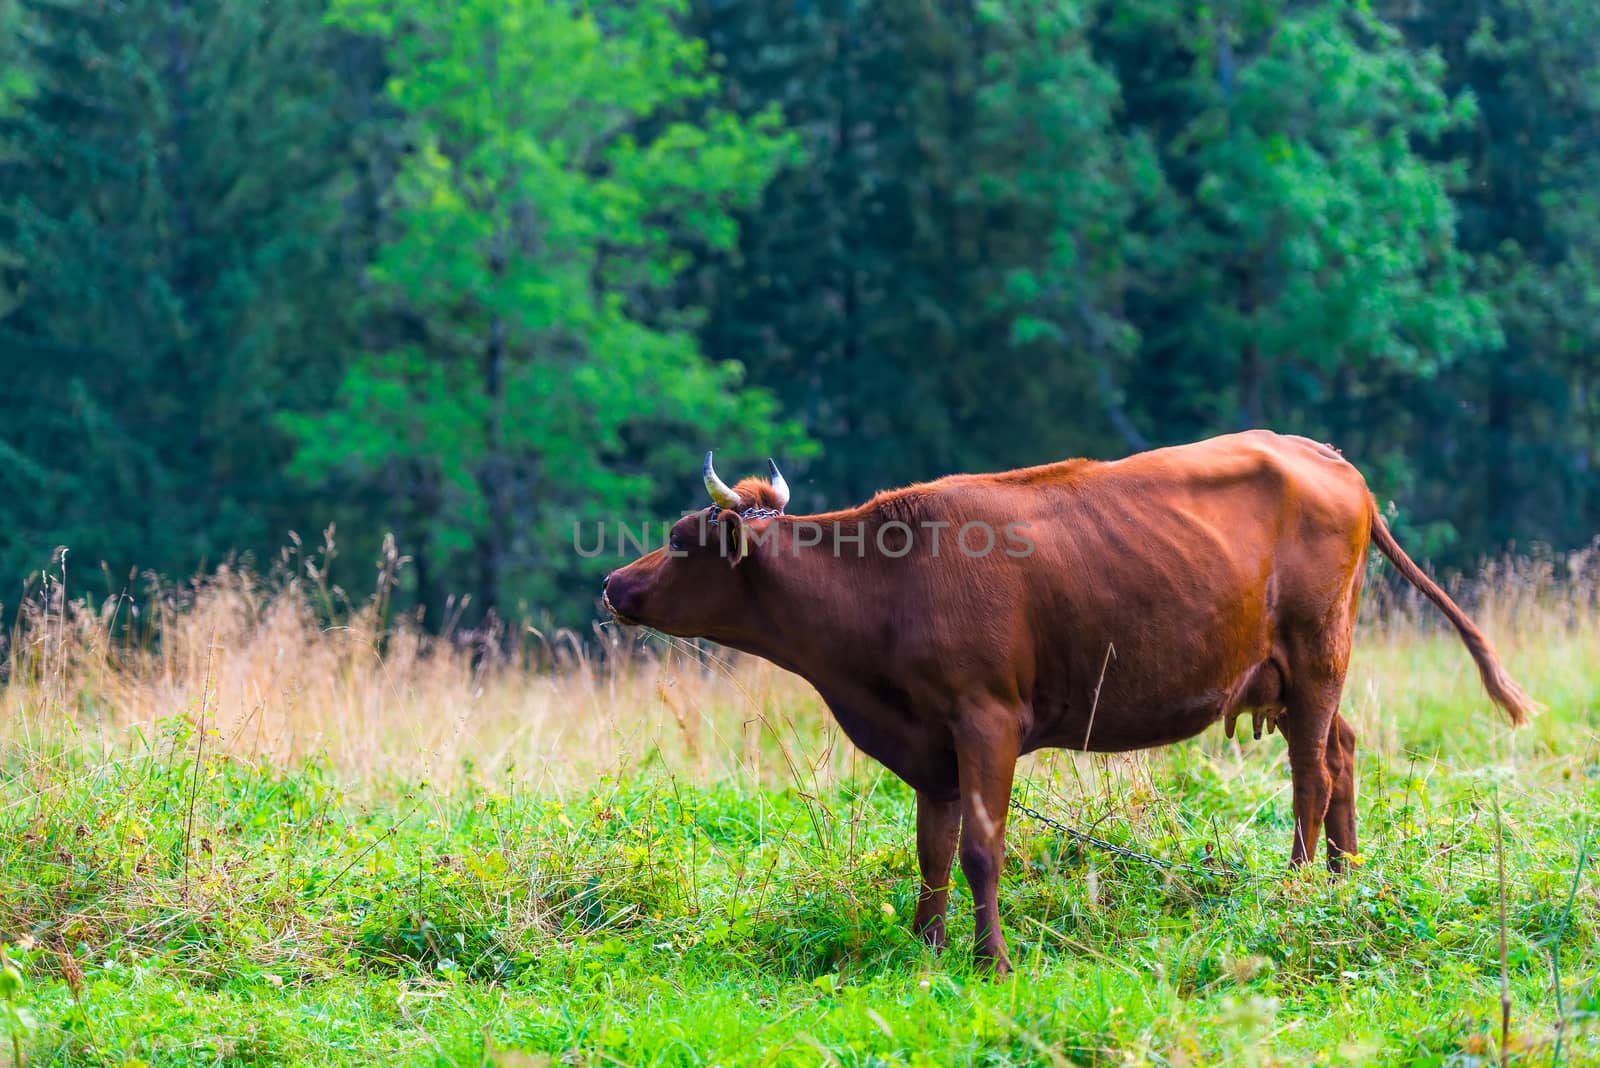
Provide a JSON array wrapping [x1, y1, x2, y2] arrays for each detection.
[[1103, 0, 1495, 455], [968, 0, 1157, 452], [286, 0, 803, 621], [0, 1, 35, 122], [0, 0, 370, 587], [695, 0, 1143, 506], [1383, 0, 1600, 553], [694, 0, 974, 504], [0, 0, 41, 331]]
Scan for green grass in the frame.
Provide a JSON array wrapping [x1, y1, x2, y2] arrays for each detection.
[[2, 579, 1599, 1065]]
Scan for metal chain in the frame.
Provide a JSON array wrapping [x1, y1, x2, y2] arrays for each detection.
[[705, 506, 783, 526], [1008, 795, 1246, 879]]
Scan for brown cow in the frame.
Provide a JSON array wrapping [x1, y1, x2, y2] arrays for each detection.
[[602, 430, 1534, 975]]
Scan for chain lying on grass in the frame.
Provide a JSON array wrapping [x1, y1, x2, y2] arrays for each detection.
[[1008, 794, 1254, 881]]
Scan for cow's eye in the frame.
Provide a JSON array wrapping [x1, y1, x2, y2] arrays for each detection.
[[669, 534, 682, 552]]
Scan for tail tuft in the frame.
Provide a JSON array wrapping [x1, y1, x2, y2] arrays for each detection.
[[1461, 628, 1540, 727]]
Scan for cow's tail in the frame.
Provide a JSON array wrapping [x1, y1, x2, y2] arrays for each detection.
[[1367, 499, 1536, 726]]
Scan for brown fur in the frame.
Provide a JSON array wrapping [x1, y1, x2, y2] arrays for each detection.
[[727, 477, 788, 512], [604, 430, 1533, 975]]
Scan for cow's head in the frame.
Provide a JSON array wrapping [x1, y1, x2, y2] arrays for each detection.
[[602, 452, 790, 636]]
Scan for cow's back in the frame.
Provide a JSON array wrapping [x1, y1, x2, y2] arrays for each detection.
[[915, 431, 1374, 751]]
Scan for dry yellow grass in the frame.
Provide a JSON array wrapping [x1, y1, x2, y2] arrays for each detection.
[[3, 557, 837, 792], [4, 540, 1597, 797]]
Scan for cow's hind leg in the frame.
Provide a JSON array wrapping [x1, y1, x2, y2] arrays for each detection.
[[1282, 515, 1363, 870], [1283, 680, 1342, 867], [1324, 713, 1358, 871], [913, 790, 961, 949]]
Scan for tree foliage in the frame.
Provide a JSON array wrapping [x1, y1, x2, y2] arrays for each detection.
[[0, 0, 1594, 622], [283, 0, 802, 618], [0, 0, 370, 590]]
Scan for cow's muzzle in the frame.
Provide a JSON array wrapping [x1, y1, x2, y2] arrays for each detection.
[[601, 573, 640, 625]]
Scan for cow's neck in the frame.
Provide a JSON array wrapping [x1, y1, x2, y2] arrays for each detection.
[[723, 518, 879, 685]]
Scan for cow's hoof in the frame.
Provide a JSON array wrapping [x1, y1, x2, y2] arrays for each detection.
[[974, 949, 1012, 979], [915, 917, 947, 952]]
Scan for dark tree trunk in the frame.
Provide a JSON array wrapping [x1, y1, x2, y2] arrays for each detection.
[[1236, 257, 1265, 430], [1487, 358, 1515, 549], [412, 536, 434, 631], [478, 313, 509, 617], [1240, 339, 1264, 429], [1331, 363, 1355, 453], [409, 464, 443, 632]]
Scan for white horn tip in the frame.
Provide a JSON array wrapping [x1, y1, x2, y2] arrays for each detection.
[[766, 457, 791, 510]]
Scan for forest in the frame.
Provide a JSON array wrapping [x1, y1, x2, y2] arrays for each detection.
[[2, 0, 1597, 625]]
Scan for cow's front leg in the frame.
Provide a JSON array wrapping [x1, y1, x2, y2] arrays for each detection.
[[913, 790, 961, 950], [954, 713, 1021, 977]]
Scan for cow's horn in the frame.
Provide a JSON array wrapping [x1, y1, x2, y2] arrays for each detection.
[[766, 458, 790, 511], [703, 451, 742, 510]]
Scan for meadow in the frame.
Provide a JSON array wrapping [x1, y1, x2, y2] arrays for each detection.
[[1, 545, 1598, 1066]]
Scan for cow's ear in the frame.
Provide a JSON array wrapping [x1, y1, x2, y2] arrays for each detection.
[[717, 509, 747, 567]]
